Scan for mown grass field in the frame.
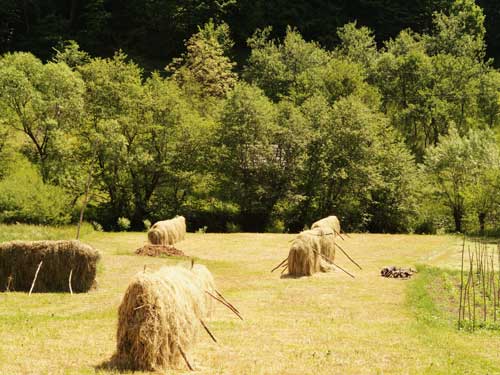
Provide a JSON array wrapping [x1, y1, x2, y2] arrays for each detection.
[[1, 225, 500, 374]]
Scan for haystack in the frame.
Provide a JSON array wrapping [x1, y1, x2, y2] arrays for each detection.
[[147, 216, 186, 246], [112, 264, 215, 371], [286, 227, 337, 277], [311, 215, 341, 234], [287, 230, 322, 276], [0, 240, 100, 293]]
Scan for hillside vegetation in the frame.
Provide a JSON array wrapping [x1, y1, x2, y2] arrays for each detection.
[[1, 0, 499, 235]]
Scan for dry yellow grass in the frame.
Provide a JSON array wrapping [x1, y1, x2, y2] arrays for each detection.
[[0, 230, 498, 374]]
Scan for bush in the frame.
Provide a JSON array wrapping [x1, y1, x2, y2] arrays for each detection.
[[226, 222, 241, 233], [0, 160, 71, 225], [266, 218, 285, 233], [117, 217, 131, 231], [142, 219, 152, 231]]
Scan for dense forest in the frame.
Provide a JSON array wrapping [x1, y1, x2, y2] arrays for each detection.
[[2, 0, 500, 69], [0, 0, 499, 234]]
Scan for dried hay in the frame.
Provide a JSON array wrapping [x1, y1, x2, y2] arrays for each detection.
[[112, 264, 215, 371], [147, 216, 186, 245], [0, 240, 100, 293], [287, 230, 322, 276], [287, 227, 337, 277], [135, 244, 185, 257], [311, 215, 341, 234]]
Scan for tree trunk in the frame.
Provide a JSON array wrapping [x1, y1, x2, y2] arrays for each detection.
[[453, 206, 463, 233], [478, 212, 486, 235]]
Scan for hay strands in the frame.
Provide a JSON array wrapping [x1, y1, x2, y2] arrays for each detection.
[[312, 249, 355, 279], [334, 242, 362, 270], [206, 290, 243, 320], [271, 257, 288, 273], [29, 261, 43, 296], [199, 319, 218, 343], [178, 345, 193, 371]]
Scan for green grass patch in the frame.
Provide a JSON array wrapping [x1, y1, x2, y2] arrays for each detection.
[[0, 223, 94, 242]]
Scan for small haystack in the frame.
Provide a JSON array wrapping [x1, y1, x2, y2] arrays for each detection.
[[112, 264, 216, 371], [147, 216, 186, 246], [0, 240, 100, 293], [135, 244, 185, 257]]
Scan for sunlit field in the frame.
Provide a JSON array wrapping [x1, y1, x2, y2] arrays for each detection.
[[1, 227, 499, 374]]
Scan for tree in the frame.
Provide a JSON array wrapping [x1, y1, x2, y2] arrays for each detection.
[[335, 21, 378, 71], [216, 82, 289, 230], [244, 27, 331, 101], [168, 21, 237, 98], [0, 52, 85, 182], [426, 0, 486, 60], [424, 126, 498, 232]]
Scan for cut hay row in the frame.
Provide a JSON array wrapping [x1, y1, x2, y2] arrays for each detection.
[[112, 264, 216, 372], [135, 244, 185, 257], [147, 216, 186, 246], [0, 240, 100, 293]]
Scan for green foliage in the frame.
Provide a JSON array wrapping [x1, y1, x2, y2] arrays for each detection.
[[1, 9, 500, 234], [217, 82, 284, 230], [244, 27, 331, 101], [0, 52, 85, 182], [335, 22, 378, 70], [52, 40, 91, 68], [167, 21, 237, 98], [0, 159, 71, 225], [117, 217, 131, 231], [423, 126, 500, 232], [426, 0, 486, 59]]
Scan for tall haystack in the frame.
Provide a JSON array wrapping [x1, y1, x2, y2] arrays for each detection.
[[287, 230, 322, 276], [311, 215, 341, 234], [0, 240, 100, 293], [147, 216, 186, 246], [113, 264, 215, 371]]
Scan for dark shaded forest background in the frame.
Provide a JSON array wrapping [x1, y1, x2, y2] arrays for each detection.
[[1, 0, 500, 69]]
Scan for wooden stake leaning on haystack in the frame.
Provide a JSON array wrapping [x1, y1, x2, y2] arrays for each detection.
[[111, 262, 242, 372], [311, 215, 362, 270]]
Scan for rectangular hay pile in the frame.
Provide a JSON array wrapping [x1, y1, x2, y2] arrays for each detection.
[[0, 240, 100, 293]]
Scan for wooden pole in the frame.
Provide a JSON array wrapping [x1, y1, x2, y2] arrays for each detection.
[[178, 345, 193, 371], [206, 291, 243, 320], [76, 168, 93, 240], [271, 257, 288, 273], [68, 269, 73, 295], [215, 289, 242, 315], [311, 249, 355, 278], [334, 242, 362, 270], [29, 261, 43, 296], [458, 235, 465, 328], [199, 319, 217, 343]]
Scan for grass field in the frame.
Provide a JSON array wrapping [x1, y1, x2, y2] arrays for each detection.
[[1, 227, 500, 374]]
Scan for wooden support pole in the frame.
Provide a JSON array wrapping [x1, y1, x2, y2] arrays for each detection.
[[29, 261, 43, 296]]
